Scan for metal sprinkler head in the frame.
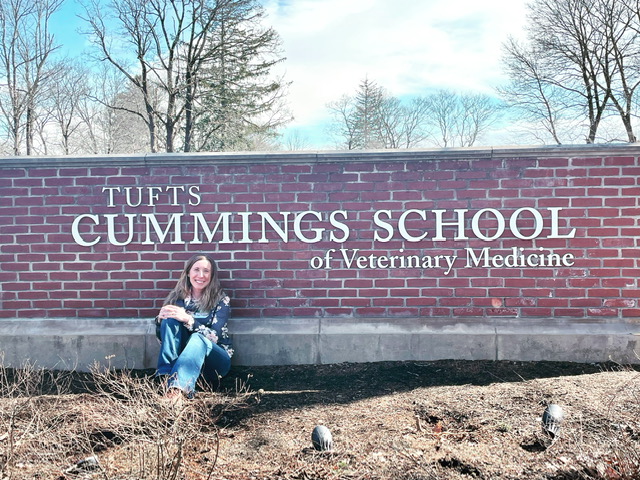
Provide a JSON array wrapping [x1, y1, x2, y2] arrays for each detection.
[[311, 425, 333, 451], [542, 404, 564, 438]]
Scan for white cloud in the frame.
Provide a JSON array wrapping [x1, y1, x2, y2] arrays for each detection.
[[265, 0, 528, 146]]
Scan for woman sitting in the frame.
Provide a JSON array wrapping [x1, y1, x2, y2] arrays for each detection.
[[155, 254, 233, 398]]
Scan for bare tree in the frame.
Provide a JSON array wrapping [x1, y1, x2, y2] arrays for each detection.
[[282, 128, 312, 151], [76, 63, 150, 154], [608, 0, 640, 142], [80, 0, 288, 153], [534, 0, 611, 143], [397, 97, 431, 148], [77, 63, 121, 154], [375, 95, 404, 148], [457, 93, 502, 146], [327, 94, 360, 150], [80, 0, 160, 152], [45, 60, 91, 154], [424, 89, 460, 148], [421, 90, 501, 148], [328, 79, 431, 150], [327, 81, 499, 150], [498, 38, 570, 144], [500, 0, 640, 144], [0, 0, 62, 155]]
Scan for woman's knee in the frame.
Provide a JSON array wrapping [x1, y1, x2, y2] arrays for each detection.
[[160, 318, 190, 350], [160, 317, 182, 335]]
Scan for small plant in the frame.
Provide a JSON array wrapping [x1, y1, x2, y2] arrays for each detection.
[[0, 356, 253, 479], [563, 369, 640, 480], [0, 355, 78, 478], [496, 422, 512, 433], [79, 362, 254, 479]]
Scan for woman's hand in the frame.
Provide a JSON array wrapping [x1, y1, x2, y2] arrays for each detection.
[[206, 331, 219, 343], [158, 305, 193, 326]]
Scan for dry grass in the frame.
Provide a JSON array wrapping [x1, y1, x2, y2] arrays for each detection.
[[0, 358, 639, 480], [0, 356, 254, 480]]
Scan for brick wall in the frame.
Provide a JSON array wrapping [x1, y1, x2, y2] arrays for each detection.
[[1, 146, 639, 323]]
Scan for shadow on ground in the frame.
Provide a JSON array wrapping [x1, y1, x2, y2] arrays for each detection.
[[217, 360, 634, 421], [5, 359, 633, 424]]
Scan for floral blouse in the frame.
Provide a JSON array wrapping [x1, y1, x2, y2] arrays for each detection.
[[156, 294, 233, 358]]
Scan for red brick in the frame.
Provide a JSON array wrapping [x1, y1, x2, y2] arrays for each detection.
[[505, 298, 536, 307], [406, 297, 437, 306], [340, 298, 370, 307], [453, 307, 484, 316], [373, 298, 404, 307], [572, 177, 602, 187], [553, 308, 584, 316], [2, 150, 640, 320], [440, 298, 472, 306], [604, 177, 634, 186], [604, 156, 634, 165], [1, 168, 27, 177], [587, 308, 617, 316], [571, 157, 602, 166], [538, 157, 569, 167]]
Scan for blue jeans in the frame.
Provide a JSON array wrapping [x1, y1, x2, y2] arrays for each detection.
[[157, 318, 231, 394]]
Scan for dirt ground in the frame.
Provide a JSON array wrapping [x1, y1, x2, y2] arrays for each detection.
[[211, 360, 640, 480], [2, 360, 640, 480]]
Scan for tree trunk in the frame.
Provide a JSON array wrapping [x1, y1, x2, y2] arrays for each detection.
[[183, 71, 194, 153], [26, 105, 32, 155]]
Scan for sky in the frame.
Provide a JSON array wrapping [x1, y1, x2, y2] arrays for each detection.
[[52, 0, 529, 150], [263, 0, 529, 148]]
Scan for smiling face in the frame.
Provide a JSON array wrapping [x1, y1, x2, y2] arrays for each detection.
[[188, 258, 212, 297]]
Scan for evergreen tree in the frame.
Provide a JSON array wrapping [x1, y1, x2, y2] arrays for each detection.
[[352, 78, 385, 149], [191, 0, 289, 152]]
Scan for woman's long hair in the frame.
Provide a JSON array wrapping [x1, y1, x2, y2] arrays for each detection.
[[163, 254, 223, 311]]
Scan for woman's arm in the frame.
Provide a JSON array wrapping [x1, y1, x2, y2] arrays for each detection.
[[202, 296, 232, 343]]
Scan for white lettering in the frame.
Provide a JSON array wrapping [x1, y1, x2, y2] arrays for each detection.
[[398, 209, 428, 242], [71, 214, 101, 247], [105, 213, 136, 246], [471, 208, 505, 241], [511, 207, 543, 240], [310, 255, 324, 269], [466, 247, 575, 268], [294, 211, 323, 243], [373, 210, 394, 242], [147, 187, 163, 206], [548, 207, 576, 239], [433, 209, 468, 241], [191, 213, 232, 244], [259, 212, 290, 243], [102, 187, 120, 207], [329, 210, 349, 243], [238, 212, 253, 243], [340, 248, 360, 268], [142, 213, 183, 244], [443, 255, 456, 275], [188, 185, 201, 206], [125, 187, 144, 207], [166, 186, 185, 206]]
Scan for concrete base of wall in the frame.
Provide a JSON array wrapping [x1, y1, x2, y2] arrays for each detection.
[[0, 317, 638, 371]]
